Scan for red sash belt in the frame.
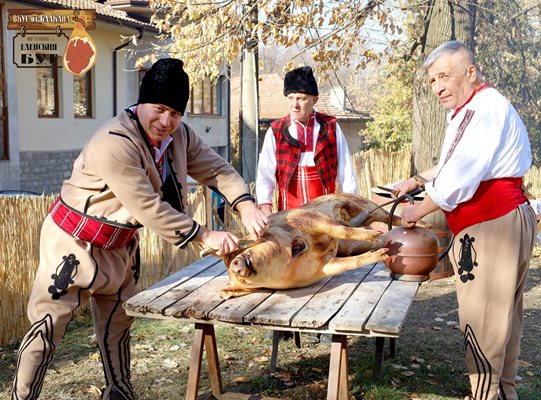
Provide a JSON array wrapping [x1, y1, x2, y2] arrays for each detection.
[[279, 166, 327, 210], [49, 198, 138, 249], [444, 177, 528, 235]]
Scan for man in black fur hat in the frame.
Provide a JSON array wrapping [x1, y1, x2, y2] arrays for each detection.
[[11, 58, 268, 400], [255, 66, 357, 344], [256, 65, 357, 215]]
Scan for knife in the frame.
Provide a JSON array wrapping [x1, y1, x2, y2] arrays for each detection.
[[200, 238, 263, 257]]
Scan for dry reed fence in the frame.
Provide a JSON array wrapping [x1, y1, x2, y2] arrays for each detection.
[[0, 189, 206, 345], [352, 148, 413, 196], [2, 150, 541, 345]]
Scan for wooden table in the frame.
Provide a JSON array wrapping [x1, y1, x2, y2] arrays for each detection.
[[124, 256, 420, 400]]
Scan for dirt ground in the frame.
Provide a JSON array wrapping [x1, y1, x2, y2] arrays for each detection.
[[0, 254, 540, 400]]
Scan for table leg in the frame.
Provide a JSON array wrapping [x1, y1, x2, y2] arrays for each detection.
[[270, 331, 280, 373], [327, 334, 349, 400], [186, 323, 223, 400], [389, 337, 396, 358], [374, 337, 384, 378]]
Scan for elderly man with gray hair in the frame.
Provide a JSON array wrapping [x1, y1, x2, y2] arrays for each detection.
[[394, 40, 536, 400]]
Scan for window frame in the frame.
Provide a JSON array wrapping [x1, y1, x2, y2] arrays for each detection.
[[0, 5, 9, 160], [188, 75, 223, 116], [37, 56, 60, 118], [74, 70, 93, 119]]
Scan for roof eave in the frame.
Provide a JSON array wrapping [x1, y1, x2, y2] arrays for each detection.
[[14, 0, 157, 31]]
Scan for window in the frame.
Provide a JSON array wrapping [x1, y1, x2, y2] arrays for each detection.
[[74, 71, 92, 118], [37, 57, 59, 118], [188, 76, 222, 115]]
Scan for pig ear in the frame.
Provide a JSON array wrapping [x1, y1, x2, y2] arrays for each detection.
[[291, 236, 308, 259]]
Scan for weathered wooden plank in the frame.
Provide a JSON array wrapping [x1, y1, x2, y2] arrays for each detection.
[[244, 277, 332, 326], [290, 265, 375, 329], [328, 263, 392, 332], [150, 256, 222, 289], [129, 262, 227, 316], [166, 274, 229, 319], [365, 280, 420, 334], [208, 290, 274, 323], [124, 256, 221, 313]]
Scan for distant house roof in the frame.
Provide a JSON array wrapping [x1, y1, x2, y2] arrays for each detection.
[[258, 73, 290, 119], [231, 73, 371, 123], [315, 92, 371, 122], [17, 0, 153, 28]]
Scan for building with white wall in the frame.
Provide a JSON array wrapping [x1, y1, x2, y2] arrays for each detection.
[[0, 0, 231, 194]]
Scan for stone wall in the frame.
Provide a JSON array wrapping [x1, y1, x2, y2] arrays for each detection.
[[19, 150, 80, 194], [0, 161, 21, 191]]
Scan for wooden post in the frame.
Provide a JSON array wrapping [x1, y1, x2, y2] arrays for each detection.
[[327, 334, 349, 400], [185, 323, 223, 400]]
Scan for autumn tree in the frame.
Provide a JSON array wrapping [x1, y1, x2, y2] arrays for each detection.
[[138, 0, 397, 82], [139, 0, 540, 174], [359, 1, 539, 168], [475, 0, 541, 163]]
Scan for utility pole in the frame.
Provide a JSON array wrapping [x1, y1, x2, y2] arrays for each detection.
[[239, 0, 259, 183]]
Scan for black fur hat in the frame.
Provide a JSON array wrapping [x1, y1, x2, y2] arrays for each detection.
[[283, 66, 318, 96], [138, 58, 190, 114]]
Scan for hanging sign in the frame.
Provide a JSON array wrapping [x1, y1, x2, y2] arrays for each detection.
[[9, 9, 97, 69], [13, 31, 68, 67], [8, 9, 96, 30]]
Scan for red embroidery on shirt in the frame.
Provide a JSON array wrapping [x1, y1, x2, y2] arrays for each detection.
[[444, 109, 475, 164], [294, 114, 315, 152]]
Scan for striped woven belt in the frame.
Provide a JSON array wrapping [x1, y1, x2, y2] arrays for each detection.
[[49, 197, 138, 249]]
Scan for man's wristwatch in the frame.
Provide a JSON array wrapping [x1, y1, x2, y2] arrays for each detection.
[[413, 174, 427, 188]]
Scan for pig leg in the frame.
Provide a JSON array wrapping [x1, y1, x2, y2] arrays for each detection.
[[336, 239, 383, 256], [289, 211, 381, 242], [220, 285, 259, 299], [321, 248, 389, 277]]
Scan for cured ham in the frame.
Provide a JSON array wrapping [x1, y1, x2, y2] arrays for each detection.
[[62, 21, 97, 76]]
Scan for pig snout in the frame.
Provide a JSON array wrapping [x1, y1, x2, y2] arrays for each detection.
[[230, 253, 256, 277]]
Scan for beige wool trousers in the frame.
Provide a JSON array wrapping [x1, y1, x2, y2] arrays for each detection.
[[11, 215, 140, 400], [450, 203, 536, 400]]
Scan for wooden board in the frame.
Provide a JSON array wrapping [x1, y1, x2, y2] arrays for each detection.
[[149, 256, 222, 289], [124, 256, 221, 314], [166, 273, 229, 319], [290, 265, 375, 329], [365, 280, 420, 334], [128, 261, 226, 316], [208, 290, 274, 323], [244, 277, 332, 326], [328, 263, 392, 332]]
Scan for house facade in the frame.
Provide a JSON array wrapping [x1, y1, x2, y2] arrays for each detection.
[[0, 0, 231, 194]]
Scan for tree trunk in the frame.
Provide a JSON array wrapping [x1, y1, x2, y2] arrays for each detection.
[[412, 0, 477, 172]]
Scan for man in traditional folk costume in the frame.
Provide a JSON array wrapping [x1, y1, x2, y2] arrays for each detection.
[[395, 41, 536, 400], [11, 58, 268, 400], [255, 66, 357, 215]]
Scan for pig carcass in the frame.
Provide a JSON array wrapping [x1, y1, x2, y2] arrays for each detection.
[[218, 193, 402, 299]]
